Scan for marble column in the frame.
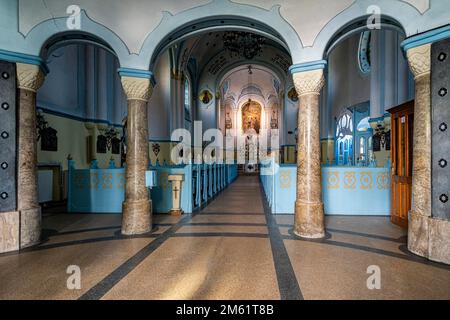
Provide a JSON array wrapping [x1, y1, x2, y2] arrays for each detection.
[[406, 44, 433, 256], [120, 76, 153, 235], [16, 63, 45, 248], [292, 69, 325, 239]]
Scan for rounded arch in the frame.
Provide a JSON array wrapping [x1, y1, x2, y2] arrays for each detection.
[[141, 1, 302, 70], [322, 15, 406, 59], [215, 60, 287, 91], [25, 10, 130, 66], [300, 0, 420, 62]]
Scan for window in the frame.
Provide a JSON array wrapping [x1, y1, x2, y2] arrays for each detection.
[[184, 78, 191, 121], [336, 112, 353, 165]]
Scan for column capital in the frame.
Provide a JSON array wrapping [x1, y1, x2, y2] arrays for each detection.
[[292, 69, 325, 97], [121, 76, 153, 102], [16, 63, 45, 93], [406, 43, 431, 80]]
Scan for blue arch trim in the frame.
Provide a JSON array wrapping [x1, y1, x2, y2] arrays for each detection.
[[289, 60, 327, 74], [0, 49, 49, 75], [117, 67, 156, 86], [401, 24, 450, 52]]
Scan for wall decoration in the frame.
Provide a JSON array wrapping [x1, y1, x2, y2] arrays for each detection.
[[96, 135, 107, 154], [36, 110, 58, 151], [344, 172, 356, 189], [111, 137, 121, 155], [40, 127, 58, 152], [279, 171, 292, 189], [360, 172, 373, 190], [117, 173, 125, 189], [101, 173, 113, 189], [287, 87, 298, 102], [327, 171, 340, 189], [376, 172, 390, 190], [270, 109, 279, 129], [89, 173, 100, 190], [225, 112, 233, 130], [199, 89, 213, 105], [152, 143, 161, 157], [242, 101, 262, 134], [358, 31, 372, 74], [372, 124, 390, 152]]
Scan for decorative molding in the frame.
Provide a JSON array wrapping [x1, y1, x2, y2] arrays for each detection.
[[401, 24, 450, 52], [16, 63, 45, 92], [406, 43, 431, 80], [292, 69, 325, 97], [118, 68, 156, 86], [0, 49, 49, 75], [120, 76, 153, 102], [289, 60, 327, 74]]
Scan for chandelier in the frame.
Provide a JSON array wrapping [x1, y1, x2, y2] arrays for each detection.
[[223, 32, 265, 60]]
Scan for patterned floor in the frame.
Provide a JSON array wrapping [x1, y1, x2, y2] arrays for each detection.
[[0, 176, 449, 300]]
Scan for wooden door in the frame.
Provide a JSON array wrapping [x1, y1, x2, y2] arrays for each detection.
[[388, 101, 414, 228]]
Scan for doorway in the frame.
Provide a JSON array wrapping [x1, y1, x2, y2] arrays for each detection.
[[388, 100, 414, 228]]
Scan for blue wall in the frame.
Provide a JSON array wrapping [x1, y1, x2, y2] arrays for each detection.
[[261, 161, 391, 215]]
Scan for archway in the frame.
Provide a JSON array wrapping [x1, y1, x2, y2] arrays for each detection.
[[27, 32, 126, 246]]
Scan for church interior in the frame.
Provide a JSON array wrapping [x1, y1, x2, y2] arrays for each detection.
[[0, 0, 449, 301]]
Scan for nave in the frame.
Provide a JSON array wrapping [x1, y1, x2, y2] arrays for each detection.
[[1, 176, 448, 300]]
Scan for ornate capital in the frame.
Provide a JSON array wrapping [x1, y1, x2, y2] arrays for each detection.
[[406, 44, 431, 80], [292, 69, 325, 97], [16, 63, 45, 92], [121, 76, 153, 102]]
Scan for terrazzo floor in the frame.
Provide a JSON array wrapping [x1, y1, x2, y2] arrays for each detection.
[[0, 176, 449, 300]]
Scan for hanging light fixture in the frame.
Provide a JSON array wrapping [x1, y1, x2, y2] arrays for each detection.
[[223, 32, 265, 60]]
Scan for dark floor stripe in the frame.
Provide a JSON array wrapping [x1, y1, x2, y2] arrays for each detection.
[[282, 234, 450, 270], [49, 225, 121, 236], [326, 228, 407, 243], [173, 232, 268, 238], [78, 214, 195, 300], [260, 183, 304, 300], [197, 212, 264, 216], [186, 222, 267, 227], [276, 224, 407, 243]]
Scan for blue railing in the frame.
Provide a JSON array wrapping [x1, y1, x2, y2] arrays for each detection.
[[68, 159, 238, 214]]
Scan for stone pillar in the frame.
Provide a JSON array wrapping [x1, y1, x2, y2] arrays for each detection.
[[120, 76, 153, 235], [292, 69, 325, 239], [406, 44, 432, 257], [16, 63, 44, 248]]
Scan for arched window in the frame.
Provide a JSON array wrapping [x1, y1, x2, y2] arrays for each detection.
[[184, 77, 191, 122], [336, 112, 353, 165]]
